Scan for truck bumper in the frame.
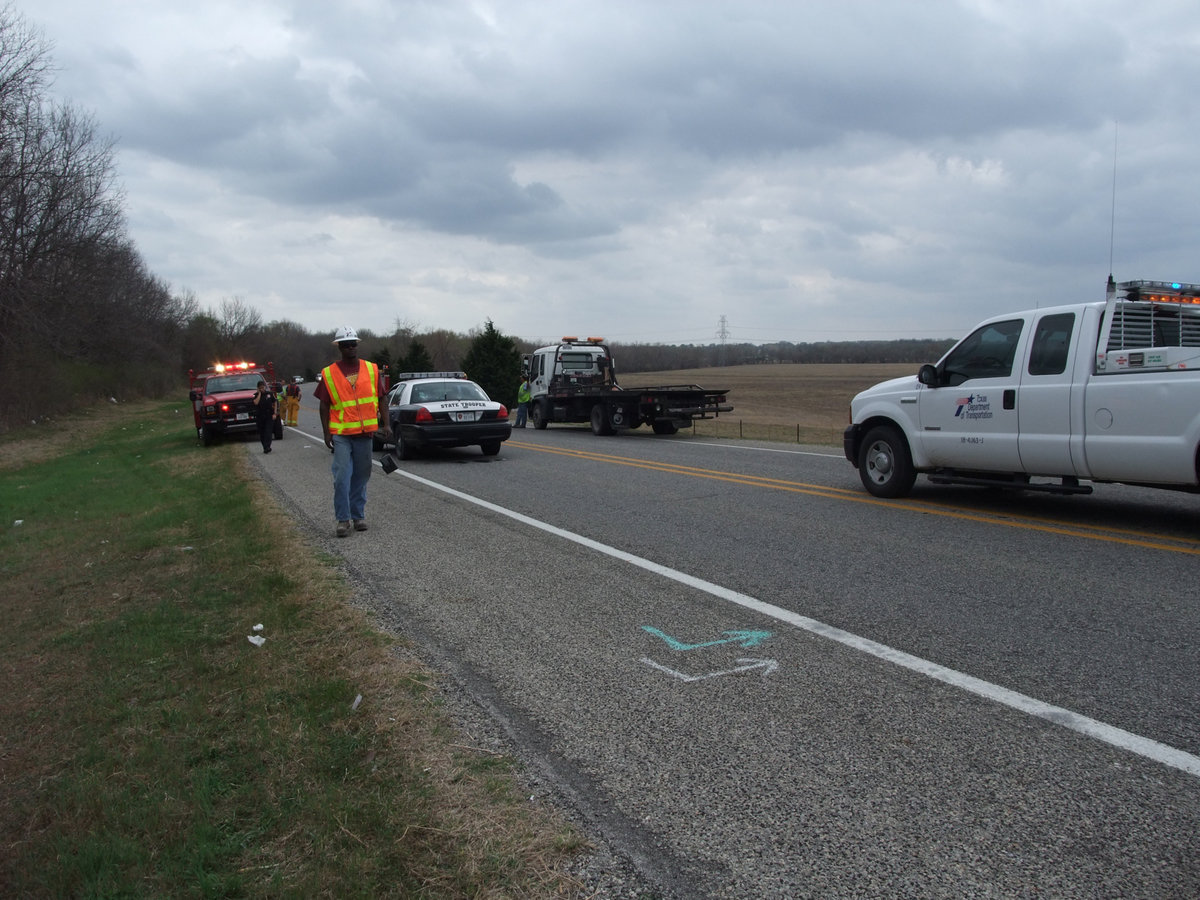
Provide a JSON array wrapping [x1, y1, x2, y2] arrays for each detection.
[[843, 424, 862, 466], [201, 417, 259, 439]]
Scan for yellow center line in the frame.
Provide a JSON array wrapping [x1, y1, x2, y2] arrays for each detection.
[[508, 439, 1200, 556]]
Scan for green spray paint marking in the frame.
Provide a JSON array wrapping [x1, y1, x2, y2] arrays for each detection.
[[641, 626, 772, 651]]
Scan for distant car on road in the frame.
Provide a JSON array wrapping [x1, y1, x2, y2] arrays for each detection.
[[377, 372, 512, 459]]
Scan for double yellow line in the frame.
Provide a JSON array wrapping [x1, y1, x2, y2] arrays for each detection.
[[508, 439, 1200, 556]]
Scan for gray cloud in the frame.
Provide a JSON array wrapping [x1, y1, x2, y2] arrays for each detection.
[[25, 0, 1200, 343]]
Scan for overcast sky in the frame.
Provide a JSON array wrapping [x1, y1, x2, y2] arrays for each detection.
[[23, 0, 1200, 346]]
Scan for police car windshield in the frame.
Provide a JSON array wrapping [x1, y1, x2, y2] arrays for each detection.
[[207, 374, 261, 392]]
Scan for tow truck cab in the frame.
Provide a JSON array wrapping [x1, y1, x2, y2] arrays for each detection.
[[524, 337, 615, 399]]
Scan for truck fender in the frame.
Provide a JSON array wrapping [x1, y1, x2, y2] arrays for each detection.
[[850, 405, 929, 471]]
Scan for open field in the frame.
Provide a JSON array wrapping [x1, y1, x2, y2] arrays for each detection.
[[622, 362, 918, 446]]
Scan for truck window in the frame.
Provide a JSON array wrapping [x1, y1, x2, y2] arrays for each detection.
[[1027, 313, 1074, 376], [560, 352, 597, 372], [941, 318, 1023, 384]]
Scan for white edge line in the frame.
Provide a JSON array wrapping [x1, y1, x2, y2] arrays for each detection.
[[392, 465, 1200, 779]]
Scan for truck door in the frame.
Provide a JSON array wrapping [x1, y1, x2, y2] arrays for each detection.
[[919, 318, 1025, 471], [529, 351, 547, 397], [1016, 312, 1078, 476]]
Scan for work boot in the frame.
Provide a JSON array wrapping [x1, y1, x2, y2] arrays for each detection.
[[336, 521, 351, 538], [353, 519, 368, 532]]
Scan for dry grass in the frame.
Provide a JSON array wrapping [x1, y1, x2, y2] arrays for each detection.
[[0, 402, 588, 898], [623, 362, 917, 444]]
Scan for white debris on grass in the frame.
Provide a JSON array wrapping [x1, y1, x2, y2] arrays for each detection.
[[247, 634, 266, 647]]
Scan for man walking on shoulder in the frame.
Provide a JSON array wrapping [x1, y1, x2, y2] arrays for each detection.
[[315, 327, 391, 538]]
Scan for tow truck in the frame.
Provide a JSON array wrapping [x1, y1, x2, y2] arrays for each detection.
[[188, 361, 282, 446], [524, 337, 731, 435]]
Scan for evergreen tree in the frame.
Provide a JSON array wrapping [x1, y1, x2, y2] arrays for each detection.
[[396, 340, 434, 376], [460, 320, 521, 406]]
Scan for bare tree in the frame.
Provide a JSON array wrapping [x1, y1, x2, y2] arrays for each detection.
[[215, 296, 264, 353]]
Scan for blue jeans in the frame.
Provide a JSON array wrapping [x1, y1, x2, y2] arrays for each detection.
[[331, 434, 374, 522], [515, 403, 528, 427]]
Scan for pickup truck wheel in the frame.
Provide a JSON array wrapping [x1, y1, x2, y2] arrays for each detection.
[[201, 426, 217, 447], [858, 425, 916, 498], [590, 403, 615, 436], [532, 401, 549, 430]]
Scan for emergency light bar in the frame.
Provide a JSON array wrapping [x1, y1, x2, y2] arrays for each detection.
[[1117, 280, 1200, 305], [393, 371, 467, 380], [211, 361, 256, 373]]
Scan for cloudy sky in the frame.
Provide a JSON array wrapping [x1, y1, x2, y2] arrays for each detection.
[[23, 0, 1200, 345]]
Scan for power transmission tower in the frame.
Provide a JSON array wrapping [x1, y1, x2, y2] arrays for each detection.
[[716, 315, 730, 366]]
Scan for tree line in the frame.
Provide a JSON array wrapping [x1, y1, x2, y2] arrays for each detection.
[[0, 5, 954, 433]]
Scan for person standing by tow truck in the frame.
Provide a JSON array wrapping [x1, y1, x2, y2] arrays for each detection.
[[284, 379, 301, 426], [515, 377, 531, 428], [252, 380, 277, 453], [315, 327, 391, 538]]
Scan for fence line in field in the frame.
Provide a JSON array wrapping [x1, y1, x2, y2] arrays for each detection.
[[686, 418, 842, 447]]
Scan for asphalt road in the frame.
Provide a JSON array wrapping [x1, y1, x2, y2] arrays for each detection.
[[246, 404, 1200, 899]]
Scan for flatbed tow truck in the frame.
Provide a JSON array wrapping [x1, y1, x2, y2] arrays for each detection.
[[524, 337, 731, 435]]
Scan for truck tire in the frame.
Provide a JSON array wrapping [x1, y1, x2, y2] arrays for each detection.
[[652, 420, 679, 435], [201, 426, 217, 447], [858, 424, 916, 498], [590, 403, 615, 436], [480, 440, 501, 456], [532, 401, 549, 430]]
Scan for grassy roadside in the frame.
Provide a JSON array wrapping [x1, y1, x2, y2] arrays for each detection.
[[0, 402, 586, 898]]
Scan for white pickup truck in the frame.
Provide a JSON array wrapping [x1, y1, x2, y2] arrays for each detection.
[[843, 278, 1200, 498]]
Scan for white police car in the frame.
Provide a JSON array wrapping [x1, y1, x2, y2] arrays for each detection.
[[377, 372, 512, 459]]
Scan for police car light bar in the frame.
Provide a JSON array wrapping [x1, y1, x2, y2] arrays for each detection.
[[1117, 280, 1200, 305], [394, 371, 467, 380]]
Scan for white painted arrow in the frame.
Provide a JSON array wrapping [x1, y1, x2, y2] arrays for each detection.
[[640, 656, 778, 682]]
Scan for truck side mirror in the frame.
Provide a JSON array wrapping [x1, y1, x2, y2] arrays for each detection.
[[918, 364, 940, 387], [189, 390, 201, 402]]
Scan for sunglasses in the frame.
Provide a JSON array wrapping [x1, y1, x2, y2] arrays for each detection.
[[338, 341, 358, 349]]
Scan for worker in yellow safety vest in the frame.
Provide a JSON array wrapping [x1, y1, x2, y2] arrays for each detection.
[[315, 327, 391, 537]]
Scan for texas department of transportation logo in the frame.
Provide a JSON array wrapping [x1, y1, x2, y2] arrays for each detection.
[[954, 393, 993, 420]]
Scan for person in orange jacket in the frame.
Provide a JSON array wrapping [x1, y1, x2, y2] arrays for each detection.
[[315, 328, 390, 537]]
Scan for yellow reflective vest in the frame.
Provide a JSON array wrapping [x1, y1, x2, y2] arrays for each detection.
[[322, 360, 380, 435]]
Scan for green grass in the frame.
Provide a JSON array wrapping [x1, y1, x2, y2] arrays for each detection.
[[0, 403, 585, 898]]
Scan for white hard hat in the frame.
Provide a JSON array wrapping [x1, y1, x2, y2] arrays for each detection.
[[332, 326, 359, 344]]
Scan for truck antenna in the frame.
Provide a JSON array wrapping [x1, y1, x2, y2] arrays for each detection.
[[1107, 121, 1119, 294]]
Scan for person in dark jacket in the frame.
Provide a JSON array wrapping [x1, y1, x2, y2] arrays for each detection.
[[253, 380, 277, 453]]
